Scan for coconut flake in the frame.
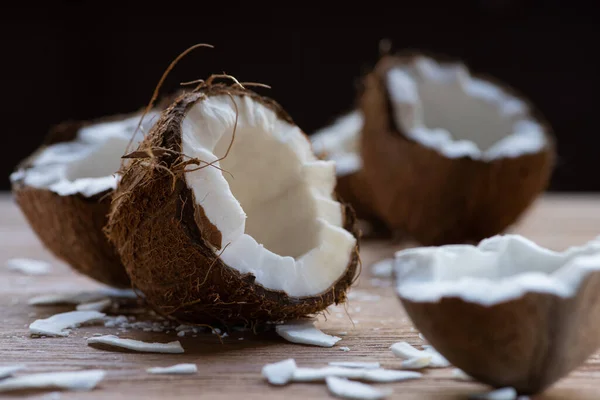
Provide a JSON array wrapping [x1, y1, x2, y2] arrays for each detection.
[[0, 365, 26, 379], [6, 258, 51, 275], [370, 259, 393, 278], [276, 321, 342, 347], [293, 367, 421, 383], [87, 335, 184, 353], [452, 368, 474, 381], [326, 376, 392, 400], [29, 311, 105, 337], [469, 387, 518, 400], [0, 370, 105, 393], [395, 234, 600, 306], [76, 298, 112, 312], [329, 362, 381, 369], [340, 347, 351, 352], [390, 342, 449, 368], [29, 288, 137, 306], [147, 364, 197, 375], [262, 359, 297, 385], [400, 356, 432, 369]]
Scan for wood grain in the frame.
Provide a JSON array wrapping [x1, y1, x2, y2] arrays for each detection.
[[1, 193, 600, 399]]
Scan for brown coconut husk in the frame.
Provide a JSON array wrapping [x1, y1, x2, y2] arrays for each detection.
[[106, 84, 361, 327], [359, 54, 555, 246]]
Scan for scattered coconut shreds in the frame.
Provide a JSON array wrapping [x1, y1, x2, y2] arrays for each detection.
[[400, 356, 432, 370], [262, 359, 297, 386], [29, 311, 106, 337], [0, 365, 26, 379], [87, 335, 184, 354], [28, 288, 137, 306], [347, 290, 382, 302], [329, 362, 381, 369], [469, 387, 518, 400], [0, 370, 105, 393], [370, 258, 393, 279], [340, 347, 351, 352], [390, 342, 450, 368], [147, 364, 198, 375], [6, 258, 51, 276], [452, 368, 474, 381], [75, 298, 112, 312], [275, 321, 342, 347], [293, 367, 421, 383], [326, 376, 392, 400]]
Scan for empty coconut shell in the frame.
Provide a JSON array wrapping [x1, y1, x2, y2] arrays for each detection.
[[106, 83, 360, 326], [395, 234, 600, 394], [11, 111, 160, 287], [355, 53, 555, 245]]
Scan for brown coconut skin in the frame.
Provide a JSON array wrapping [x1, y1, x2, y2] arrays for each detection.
[[400, 270, 600, 394], [106, 85, 360, 326], [11, 121, 130, 287], [360, 55, 555, 246]]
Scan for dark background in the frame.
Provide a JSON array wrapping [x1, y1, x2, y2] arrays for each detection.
[[1, 1, 598, 191]]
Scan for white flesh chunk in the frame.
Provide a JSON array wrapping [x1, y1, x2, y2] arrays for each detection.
[[0, 370, 105, 393], [0, 365, 26, 379], [470, 387, 518, 400], [386, 56, 547, 160], [275, 321, 341, 347], [326, 376, 392, 400], [294, 367, 421, 383], [29, 288, 137, 306], [6, 258, 51, 275], [329, 362, 380, 369], [395, 234, 600, 306], [261, 359, 297, 385], [87, 335, 184, 354], [75, 299, 112, 312], [146, 364, 198, 375], [29, 311, 105, 337], [181, 95, 356, 296], [390, 342, 450, 368], [400, 356, 432, 369], [11, 113, 159, 197]]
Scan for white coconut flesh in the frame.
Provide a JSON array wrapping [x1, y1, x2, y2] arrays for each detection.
[[310, 111, 363, 177], [11, 113, 159, 197], [395, 234, 600, 306], [181, 95, 357, 297], [386, 56, 548, 160]]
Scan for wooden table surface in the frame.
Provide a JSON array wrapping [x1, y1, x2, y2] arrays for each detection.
[[2, 193, 600, 399]]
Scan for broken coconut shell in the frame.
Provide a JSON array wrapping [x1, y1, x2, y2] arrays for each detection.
[[395, 234, 600, 395], [11, 110, 161, 287], [358, 53, 555, 245], [106, 83, 360, 326]]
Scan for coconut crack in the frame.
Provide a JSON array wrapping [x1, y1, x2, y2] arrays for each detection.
[[181, 94, 357, 297], [385, 56, 547, 161], [29, 311, 106, 337], [87, 335, 184, 353], [0, 370, 105, 393]]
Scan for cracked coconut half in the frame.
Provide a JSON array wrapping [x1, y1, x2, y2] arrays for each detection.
[[11, 112, 160, 287], [316, 53, 555, 245], [106, 83, 360, 326]]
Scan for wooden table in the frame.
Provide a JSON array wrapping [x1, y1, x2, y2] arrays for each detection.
[[1, 193, 600, 399]]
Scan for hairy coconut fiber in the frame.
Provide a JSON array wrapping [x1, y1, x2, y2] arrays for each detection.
[[359, 55, 555, 246], [12, 120, 130, 287], [106, 84, 361, 327]]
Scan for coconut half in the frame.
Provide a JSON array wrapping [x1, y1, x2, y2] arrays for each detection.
[[106, 84, 360, 325], [11, 111, 160, 287], [394, 234, 600, 394], [359, 54, 554, 245]]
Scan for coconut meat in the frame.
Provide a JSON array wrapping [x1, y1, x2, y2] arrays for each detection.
[[310, 111, 363, 177], [395, 234, 600, 305], [386, 56, 547, 160], [11, 113, 159, 197], [87, 335, 184, 353], [182, 95, 356, 297]]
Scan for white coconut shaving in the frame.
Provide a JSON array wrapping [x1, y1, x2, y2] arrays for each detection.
[[87, 335, 184, 354], [262, 359, 297, 385], [340, 347, 351, 352], [293, 367, 421, 383], [326, 376, 392, 400], [275, 321, 342, 347], [329, 362, 381, 369], [370, 259, 394, 279], [76, 298, 112, 312], [452, 368, 474, 381], [29, 311, 105, 337], [147, 364, 198, 375], [0, 370, 105, 393], [390, 342, 450, 368], [6, 258, 51, 275], [385, 56, 547, 161], [395, 234, 600, 306], [10, 113, 159, 197], [0, 365, 26, 379], [310, 111, 363, 177], [400, 356, 432, 370], [29, 288, 137, 306], [469, 387, 518, 400]]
